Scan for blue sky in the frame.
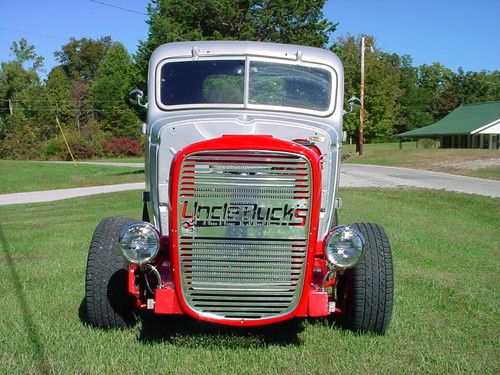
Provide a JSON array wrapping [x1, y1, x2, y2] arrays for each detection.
[[0, 0, 498, 76]]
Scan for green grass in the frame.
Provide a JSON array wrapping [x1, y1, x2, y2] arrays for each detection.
[[470, 166, 500, 180], [1, 189, 498, 374], [342, 142, 500, 180], [0, 160, 144, 194], [89, 156, 144, 163]]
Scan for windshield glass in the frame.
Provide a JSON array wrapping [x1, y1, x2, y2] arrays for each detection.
[[249, 62, 331, 111], [160, 60, 245, 105], [159, 59, 332, 113]]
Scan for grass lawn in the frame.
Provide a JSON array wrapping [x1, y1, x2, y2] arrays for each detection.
[[0, 189, 498, 374], [343, 142, 500, 180], [0, 160, 144, 194], [89, 156, 144, 163]]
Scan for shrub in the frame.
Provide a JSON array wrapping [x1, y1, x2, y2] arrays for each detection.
[[341, 152, 352, 161], [43, 138, 61, 158], [420, 138, 437, 149], [102, 137, 143, 157], [2, 124, 42, 159], [42, 132, 102, 160]]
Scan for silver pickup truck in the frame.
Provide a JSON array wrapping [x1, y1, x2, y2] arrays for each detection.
[[84, 41, 393, 333]]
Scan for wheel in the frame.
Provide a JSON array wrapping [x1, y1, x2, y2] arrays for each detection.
[[85, 216, 137, 328], [337, 222, 394, 334]]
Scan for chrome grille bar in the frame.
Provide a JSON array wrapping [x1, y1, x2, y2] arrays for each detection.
[[176, 150, 312, 320]]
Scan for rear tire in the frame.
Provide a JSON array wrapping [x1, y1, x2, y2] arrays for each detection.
[[85, 217, 137, 328], [338, 222, 394, 334]]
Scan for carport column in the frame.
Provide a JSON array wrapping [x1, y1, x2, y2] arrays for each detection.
[[467, 135, 471, 148], [489, 134, 494, 149], [480, 134, 484, 149]]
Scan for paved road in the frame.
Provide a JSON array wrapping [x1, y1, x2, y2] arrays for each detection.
[[0, 183, 145, 206], [342, 164, 500, 197], [1, 163, 499, 206]]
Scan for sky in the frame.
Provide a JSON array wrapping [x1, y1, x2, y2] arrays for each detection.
[[0, 0, 499, 76]]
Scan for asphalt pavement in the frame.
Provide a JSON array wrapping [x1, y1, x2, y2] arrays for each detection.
[[341, 164, 500, 197], [0, 163, 499, 206]]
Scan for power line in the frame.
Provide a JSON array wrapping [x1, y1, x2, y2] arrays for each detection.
[[0, 27, 67, 41], [88, 0, 147, 16]]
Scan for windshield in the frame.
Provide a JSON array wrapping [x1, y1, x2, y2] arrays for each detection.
[[159, 59, 333, 113], [160, 60, 245, 105], [249, 61, 331, 111]]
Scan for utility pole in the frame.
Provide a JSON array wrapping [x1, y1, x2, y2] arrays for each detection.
[[358, 36, 366, 156]]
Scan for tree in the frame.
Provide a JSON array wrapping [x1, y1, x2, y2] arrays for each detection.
[[251, 0, 337, 47], [416, 62, 455, 120], [0, 60, 50, 158], [395, 55, 434, 132], [10, 38, 44, 72], [91, 43, 140, 138], [334, 35, 401, 143], [45, 66, 76, 127], [135, 0, 336, 85], [332, 35, 360, 142], [451, 68, 500, 105], [0, 61, 40, 118], [54, 36, 113, 81]]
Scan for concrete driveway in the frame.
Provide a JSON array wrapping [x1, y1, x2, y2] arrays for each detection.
[[342, 164, 500, 197], [0, 163, 499, 206]]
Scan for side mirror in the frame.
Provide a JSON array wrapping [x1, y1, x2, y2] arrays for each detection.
[[343, 96, 361, 115], [129, 88, 147, 108]]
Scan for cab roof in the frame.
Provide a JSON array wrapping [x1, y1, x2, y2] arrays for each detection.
[[149, 41, 342, 70]]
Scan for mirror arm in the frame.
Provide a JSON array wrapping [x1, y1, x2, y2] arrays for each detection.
[[129, 88, 148, 109], [137, 96, 148, 109], [343, 102, 354, 115], [343, 96, 361, 116]]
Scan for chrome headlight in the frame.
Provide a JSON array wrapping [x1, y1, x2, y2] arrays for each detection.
[[324, 226, 366, 269], [119, 221, 160, 265]]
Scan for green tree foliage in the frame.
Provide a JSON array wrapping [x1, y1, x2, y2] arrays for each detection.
[[0, 61, 40, 118], [55, 36, 113, 81], [251, 0, 337, 46], [448, 68, 500, 107], [54, 37, 115, 139], [416, 62, 456, 120], [10, 38, 44, 72], [334, 35, 499, 143], [364, 51, 402, 141], [334, 35, 402, 142], [1, 7, 499, 159], [0, 41, 49, 158], [396, 55, 434, 132], [91, 43, 141, 138], [45, 66, 75, 126], [135, 0, 336, 85]]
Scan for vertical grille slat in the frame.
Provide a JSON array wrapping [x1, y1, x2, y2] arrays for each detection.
[[176, 150, 312, 320]]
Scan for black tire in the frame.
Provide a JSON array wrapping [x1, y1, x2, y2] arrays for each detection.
[[338, 222, 394, 334], [85, 216, 137, 329], [142, 202, 150, 222]]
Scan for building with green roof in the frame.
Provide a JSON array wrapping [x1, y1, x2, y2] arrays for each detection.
[[398, 101, 500, 149]]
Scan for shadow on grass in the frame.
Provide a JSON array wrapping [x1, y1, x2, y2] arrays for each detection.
[[78, 297, 88, 324], [138, 314, 304, 348], [114, 169, 145, 176], [0, 225, 52, 374]]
